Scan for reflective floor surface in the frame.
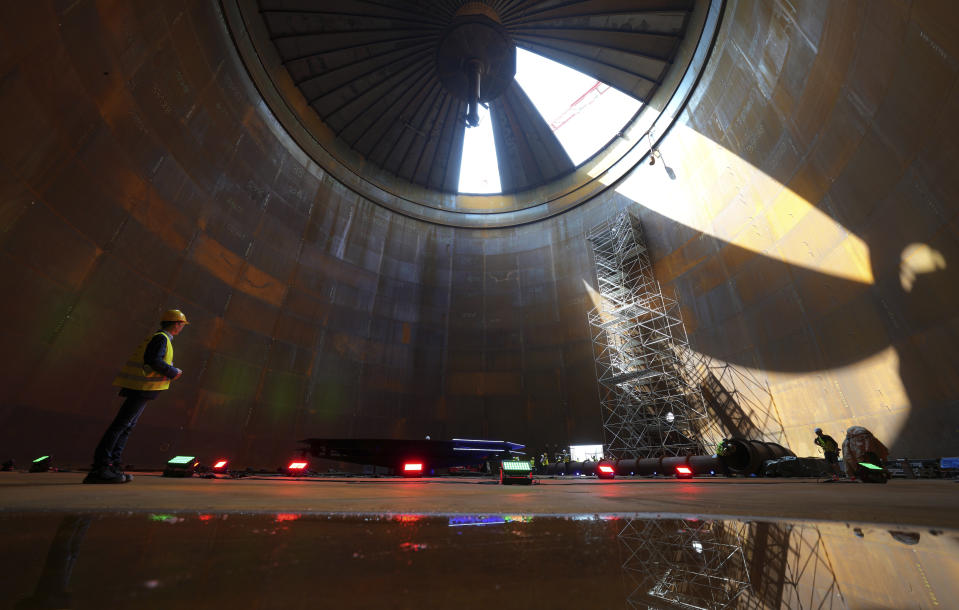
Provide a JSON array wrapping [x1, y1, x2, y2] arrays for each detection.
[[2, 511, 956, 609]]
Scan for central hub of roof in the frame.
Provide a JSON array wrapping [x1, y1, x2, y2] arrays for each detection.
[[436, 3, 515, 126]]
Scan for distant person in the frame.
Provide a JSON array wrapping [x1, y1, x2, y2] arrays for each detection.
[[716, 439, 737, 475], [814, 428, 841, 478], [83, 310, 188, 484], [715, 439, 730, 457]]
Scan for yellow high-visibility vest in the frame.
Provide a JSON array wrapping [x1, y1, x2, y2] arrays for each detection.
[[113, 332, 174, 391]]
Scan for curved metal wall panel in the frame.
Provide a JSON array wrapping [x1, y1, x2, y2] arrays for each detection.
[[0, 0, 607, 468], [626, 0, 959, 458], [1, 0, 957, 469]]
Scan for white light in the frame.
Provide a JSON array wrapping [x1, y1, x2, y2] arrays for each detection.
[[514, 48, 641, 165], [452, 438, 505, 443], [665, 412, 675, 423], [458, 104, 500, 193], [692, 541, 703, 554], [900, 243, 946, 292], [569, 444, 604, 461]]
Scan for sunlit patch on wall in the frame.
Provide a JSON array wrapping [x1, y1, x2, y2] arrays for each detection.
[[899, 243, 946, 292], [582, 279, 603, 311], [608, 124, 874, 285], [763, 346, 910, 456]]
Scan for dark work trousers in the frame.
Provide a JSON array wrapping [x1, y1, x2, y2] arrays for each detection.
[[92, 393, 153, 469]]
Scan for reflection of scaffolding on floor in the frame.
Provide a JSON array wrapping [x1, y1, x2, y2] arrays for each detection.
[[777, 524, 846, 610], [619, 518, 751, 609], [733, 521, 844, 610], [618, 518, 846, 610], [587, 210, 706, 458], [738, 522, 790, 609], [681, 351, 788, 450]]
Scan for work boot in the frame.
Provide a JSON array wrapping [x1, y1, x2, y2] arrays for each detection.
[[108, 464, 133, 483], [82, 467, 128, 484]]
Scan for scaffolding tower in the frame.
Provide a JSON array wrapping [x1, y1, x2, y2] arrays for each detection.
[[587, 210, 706, 458]]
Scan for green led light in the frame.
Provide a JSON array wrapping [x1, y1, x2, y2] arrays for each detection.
[[167, 455, 196, 465], [32, 456, 50, 462], [150, 514, 176, 522], [858, 462, 883, 470], [504, 515, 532, 523], [502, 461, 531, 472]]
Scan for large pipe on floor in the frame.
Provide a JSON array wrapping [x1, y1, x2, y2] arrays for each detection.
[[721, 439, 793, 476], [545, 461, 599, 476], [599, 439, 794, 478]]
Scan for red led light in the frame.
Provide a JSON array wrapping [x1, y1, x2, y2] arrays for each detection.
[[676, 466, 693, 475], [275, 513, 301, 522], [213, 460, 228, 469], [598, 465, 614, 473], [288, 461, 308, 470], [394, 514, 423, 523], [403, 463, 423, 472]]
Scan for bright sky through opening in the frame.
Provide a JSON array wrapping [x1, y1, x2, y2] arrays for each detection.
[[514, 48, 641, 165], [458, 48, 642, 193], [458, 104, 500, 193]]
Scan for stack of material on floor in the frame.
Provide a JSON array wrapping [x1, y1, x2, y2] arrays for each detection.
[[762, 456, 830, 477], [842, 426, 889, 479]]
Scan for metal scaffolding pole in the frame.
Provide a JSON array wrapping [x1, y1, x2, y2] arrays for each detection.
[[587, 210, 706, 458], [619, 518, 751, 610]]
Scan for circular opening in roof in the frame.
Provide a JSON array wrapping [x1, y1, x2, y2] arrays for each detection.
[[222, 0, 720, 227], [458, 47, 644, 195]]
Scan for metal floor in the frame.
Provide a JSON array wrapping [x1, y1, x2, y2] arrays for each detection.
[[3, 473, 959, 609], [2, 472, 957, 528]]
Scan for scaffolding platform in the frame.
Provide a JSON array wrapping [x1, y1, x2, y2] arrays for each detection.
[[587, 210, 707, 458]]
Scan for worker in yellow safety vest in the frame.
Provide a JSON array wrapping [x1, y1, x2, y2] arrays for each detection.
[[84, 310, 188, 484]]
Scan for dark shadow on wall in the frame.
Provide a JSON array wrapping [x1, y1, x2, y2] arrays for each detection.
[[632, 199, 959, 457], [682, 348, 786, 445], [701, 370, 763, 440], [658, 0, 959, 457]]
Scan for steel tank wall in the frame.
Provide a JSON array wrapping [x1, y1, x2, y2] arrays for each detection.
[[0, 1, 607, 469], [624, 0, 959, 458], [1, 0, 957, 469]]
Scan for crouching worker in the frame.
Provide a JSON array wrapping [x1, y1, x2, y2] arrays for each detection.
[[83, 310, 188, 484], [842, 426, 890, 484]]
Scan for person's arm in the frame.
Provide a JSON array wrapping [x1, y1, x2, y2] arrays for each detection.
[[143, 334, 182, 379]]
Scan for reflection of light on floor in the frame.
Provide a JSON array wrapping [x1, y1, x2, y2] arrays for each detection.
[[600, 124, 875, 284], [899, 243, 946, 291]]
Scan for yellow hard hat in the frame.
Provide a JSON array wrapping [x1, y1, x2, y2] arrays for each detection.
[[161, 309, 189, 324]]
